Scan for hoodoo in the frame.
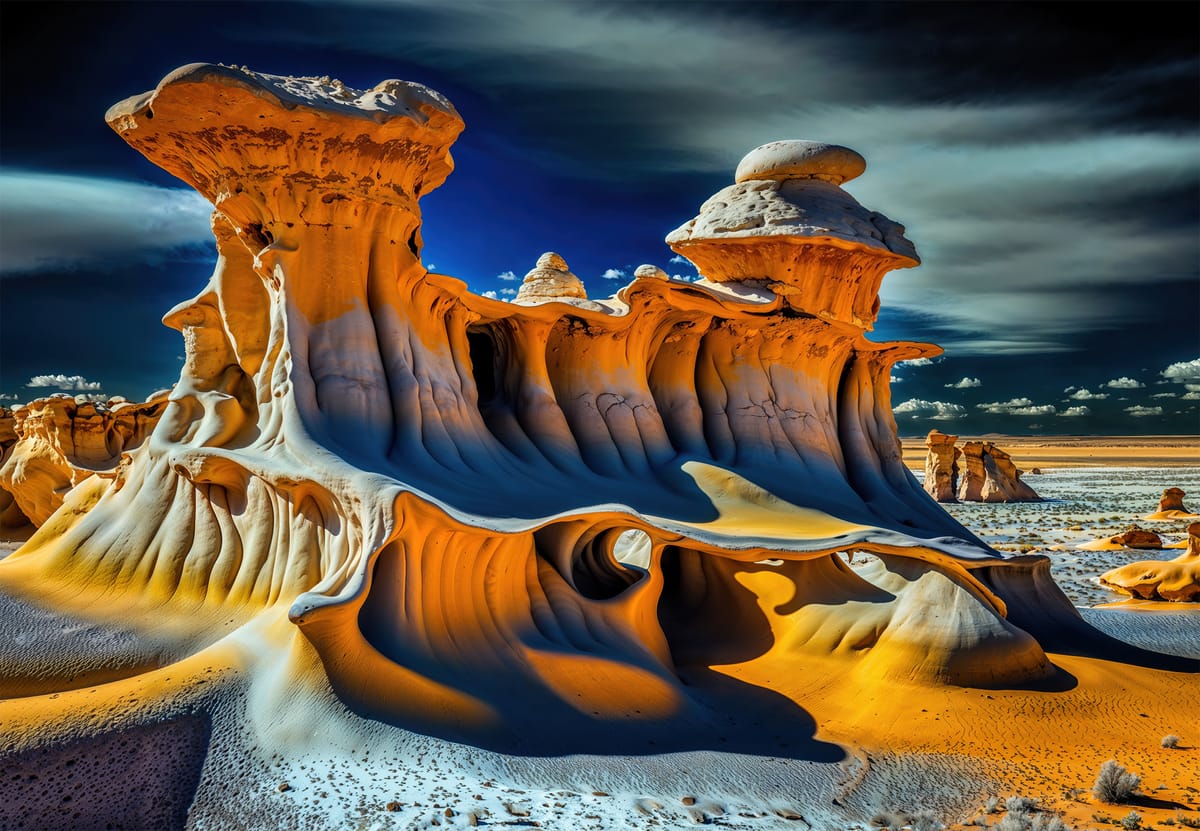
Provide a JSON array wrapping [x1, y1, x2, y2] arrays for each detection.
[[0, 65, 1135, 752]]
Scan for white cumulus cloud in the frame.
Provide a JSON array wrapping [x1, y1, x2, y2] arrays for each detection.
[[27, 374, 102, 391], [497, 270, 518, 281], [1161, 357, 1200, 392], [1059, 406, 1091, 417], [977, 397, 1056, 416], [480, 290, 499, 299], [1125, 405, 1163, 417], [601, 267, 627, 281], [944, 376, 981, 389], [1068, 388, 1108, 400], [1104, 376, 1144, 389], [893, 399, 966, 420]]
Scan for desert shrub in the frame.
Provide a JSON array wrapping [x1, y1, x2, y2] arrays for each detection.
[[1030, 816, 1069, 831], [1093, 759, 1140, 803], [871, 811, 910, 829], [998, 812, 1032, 831], [1176, 812, 1200, 830], [984, 798, 1001, 814], [1121, 811, 1142, 830], [1162, 734, 1181, 749], [910, 810, 944, 831], [1007, 797, 1038, 812]]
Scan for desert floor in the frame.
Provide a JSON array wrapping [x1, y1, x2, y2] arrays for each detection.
[[0, 438, 1197, 830]]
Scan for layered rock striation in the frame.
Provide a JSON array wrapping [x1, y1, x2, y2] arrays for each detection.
[[957, 440, 1041, 503], [0, 65, 1137, 751]]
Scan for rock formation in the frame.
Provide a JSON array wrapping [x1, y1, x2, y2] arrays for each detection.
[[1079, 525, 1169, 552], [0, 64, 1118, 751], [1100, 523, 1200, 602], [957, 441, 1041, 503], [0, 393, 168, 527], [1146, 487, 1196, 520], [0, 407, 31, 532], [923, 429, 960, 503]]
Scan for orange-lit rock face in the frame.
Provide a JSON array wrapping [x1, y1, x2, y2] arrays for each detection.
[[957, 441, 1041, 503], [1101, 523, 1200, 602], [0, 395, 166, 526], [923, 429, 960, 503], [0, 65, 1101, 750]]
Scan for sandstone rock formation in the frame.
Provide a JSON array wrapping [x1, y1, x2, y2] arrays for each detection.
[[0, 407, 31, 532], [923, 429, 960, 503], [0, 65, 1119, 752], [957, 441, 1041, 503], [1100, 523, 1200, 602], [513, 252, 589, 306], [666, 140, 918, 330], [0, 393, 168, 526], [1146, 487, 1196, 521]]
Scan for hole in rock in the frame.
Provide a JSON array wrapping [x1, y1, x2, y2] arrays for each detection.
[[612, 529, 652, 569], [466, 328, 498, 405]]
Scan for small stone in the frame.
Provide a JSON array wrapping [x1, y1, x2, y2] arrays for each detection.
[[277, 782, 291, 792]]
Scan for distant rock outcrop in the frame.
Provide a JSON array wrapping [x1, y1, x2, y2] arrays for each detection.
[[956, 441, 1041, 503], [1100, 523, 1200, 602], [0, 393, 168, 526], [923, 429, 960, 503], [1145, 487, 1196, 521]]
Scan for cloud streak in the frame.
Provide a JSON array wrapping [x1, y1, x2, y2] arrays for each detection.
[[0, 169, 213, 275]]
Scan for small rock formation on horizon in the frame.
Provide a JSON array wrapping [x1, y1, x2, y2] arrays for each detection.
[[956, 440, 1041, 503], [0, 64, 1125, 753], [921, 432, 1040, 503], [1146, 487, 1196, 521], [0, 393, 168, 527], [923, 429, 960, 503], [1100, 523, 1200, 602]]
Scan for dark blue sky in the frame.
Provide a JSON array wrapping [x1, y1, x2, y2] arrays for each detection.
[[1, 1, 1197, 434]]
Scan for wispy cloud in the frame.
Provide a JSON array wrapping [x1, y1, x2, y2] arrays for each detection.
[[0, 169, 213, 275], [1125, 405, 1163, 417]]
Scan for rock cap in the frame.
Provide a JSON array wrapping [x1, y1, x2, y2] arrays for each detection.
[[735, 140, 867, 185]]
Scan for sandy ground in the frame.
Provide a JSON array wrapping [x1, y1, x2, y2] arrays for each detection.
[[1, 458, 1198, 830], [900, 435, 1199, 471]]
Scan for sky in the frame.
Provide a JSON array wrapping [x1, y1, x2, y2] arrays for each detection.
[[1, 0, 1197, 435]]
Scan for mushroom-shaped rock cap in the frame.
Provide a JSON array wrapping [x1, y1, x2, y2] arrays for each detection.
[[634, 264, 669, 281], [735, 140, 866, 185], [514, 252, 588, 305]]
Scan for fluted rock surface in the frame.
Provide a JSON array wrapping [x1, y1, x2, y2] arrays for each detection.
[[0, 65, 1113, 750]]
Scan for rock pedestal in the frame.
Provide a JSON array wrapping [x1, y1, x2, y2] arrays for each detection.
[[956, 441, 1041, 503], [923, 429, 960, 503]]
